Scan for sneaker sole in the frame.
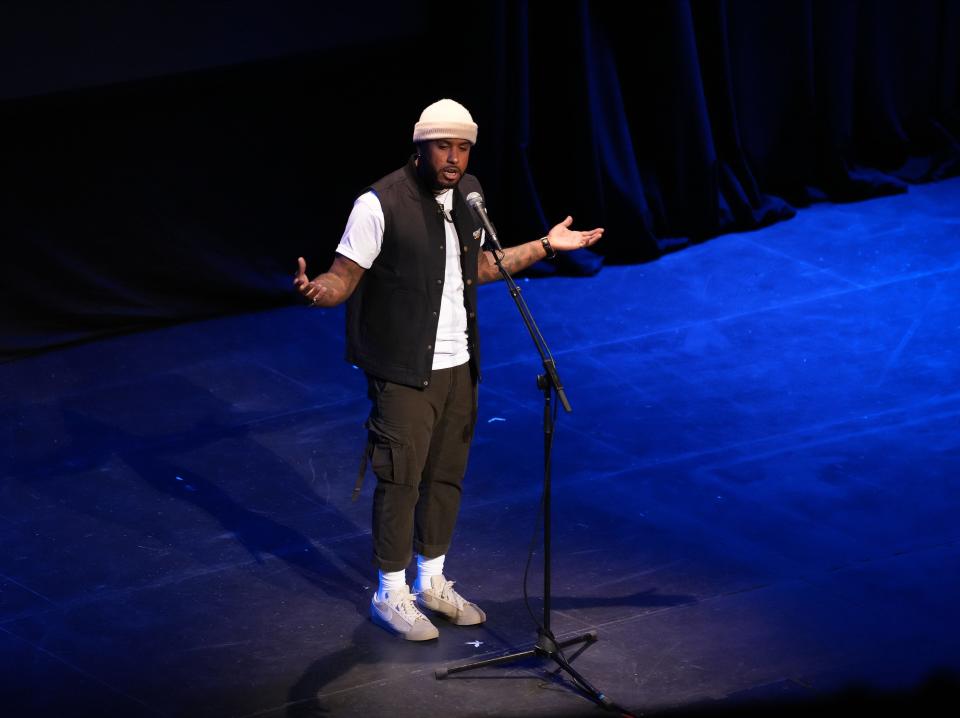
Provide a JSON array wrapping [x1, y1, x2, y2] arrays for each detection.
[[370, 604, 439, 641], [418, 597, 486, 626]]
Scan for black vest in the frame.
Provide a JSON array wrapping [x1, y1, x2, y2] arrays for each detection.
[[345, 157, 484, 389]]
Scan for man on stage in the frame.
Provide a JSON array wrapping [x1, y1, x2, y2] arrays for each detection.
[[294, 98, 603, 640]]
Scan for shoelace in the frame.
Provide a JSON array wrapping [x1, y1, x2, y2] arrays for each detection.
[[437, 580, 466, 610], [393, 593, 431, 624]]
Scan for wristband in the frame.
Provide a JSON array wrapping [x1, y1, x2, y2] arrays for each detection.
[[540, 236, 557, 260]]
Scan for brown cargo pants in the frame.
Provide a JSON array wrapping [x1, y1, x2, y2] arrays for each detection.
[[362, 361, 478, 572]]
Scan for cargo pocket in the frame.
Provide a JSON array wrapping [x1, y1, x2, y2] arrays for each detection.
[[370, 436, 415, 487]]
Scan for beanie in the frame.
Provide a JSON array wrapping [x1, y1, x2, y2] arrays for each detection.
[[412, 99, 478, 145]]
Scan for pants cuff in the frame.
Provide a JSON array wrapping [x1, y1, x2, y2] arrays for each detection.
[[374, 551, 412, 573], [413, 540, 450, 560]]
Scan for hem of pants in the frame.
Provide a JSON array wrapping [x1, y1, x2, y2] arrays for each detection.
[[374, 551, 412, 573], [413, 540, 450, 560]]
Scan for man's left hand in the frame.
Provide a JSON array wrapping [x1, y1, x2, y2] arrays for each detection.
[[546, 216, 604, 252]]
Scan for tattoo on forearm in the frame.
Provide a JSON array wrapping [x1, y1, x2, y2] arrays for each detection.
[[480, 240, 545, 283], [501, 243, 539, 274]]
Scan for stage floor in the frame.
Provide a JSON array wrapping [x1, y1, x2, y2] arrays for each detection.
[[3, 177, 960, 717]]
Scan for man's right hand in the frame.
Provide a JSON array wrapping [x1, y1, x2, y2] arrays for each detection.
[[294, 257, 327, 305], [293, 254, 365, 308]]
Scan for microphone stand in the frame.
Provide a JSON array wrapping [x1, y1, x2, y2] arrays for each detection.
[[435, 221, 615, 712]]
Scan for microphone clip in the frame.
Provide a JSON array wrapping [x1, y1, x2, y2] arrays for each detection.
[[436, 203, 454, 223]]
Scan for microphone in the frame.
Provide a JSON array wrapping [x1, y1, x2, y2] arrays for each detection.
[[465, 192, 503, 251]]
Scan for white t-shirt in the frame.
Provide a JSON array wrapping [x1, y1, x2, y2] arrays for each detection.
[[336, 190, 470, 371]]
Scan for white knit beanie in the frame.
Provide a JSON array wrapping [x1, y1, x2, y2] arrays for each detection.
[[412, 99, 478, 145]]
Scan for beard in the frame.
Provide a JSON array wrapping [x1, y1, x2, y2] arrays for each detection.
[[435, 165, 462, 188], [417, 159, 461, 191]]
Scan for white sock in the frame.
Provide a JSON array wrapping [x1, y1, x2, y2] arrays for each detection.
[[377, 569, 407, 602], [415, 554, 445, 593]]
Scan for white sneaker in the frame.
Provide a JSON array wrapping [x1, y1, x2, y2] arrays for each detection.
[[370, 585, 439, 641], [417, 575, 486, 626]]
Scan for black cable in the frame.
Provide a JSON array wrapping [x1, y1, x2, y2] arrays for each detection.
[[521, 388, 560, 637], [521, 440, 549, 635]]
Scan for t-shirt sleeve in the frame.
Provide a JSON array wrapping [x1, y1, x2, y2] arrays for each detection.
[[335, 191, 384, 270]]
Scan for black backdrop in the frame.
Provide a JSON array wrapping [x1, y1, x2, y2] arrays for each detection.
[[2, 0, 959, 360]]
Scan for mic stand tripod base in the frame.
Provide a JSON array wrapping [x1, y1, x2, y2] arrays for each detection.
[[435, 627, 603, 690]]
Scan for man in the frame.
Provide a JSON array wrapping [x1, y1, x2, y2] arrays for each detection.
[[294, 99, 603, 640]]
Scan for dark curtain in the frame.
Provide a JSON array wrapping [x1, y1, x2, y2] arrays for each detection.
[[478, 0, 960, 272], [2, 0, 959, 360]]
